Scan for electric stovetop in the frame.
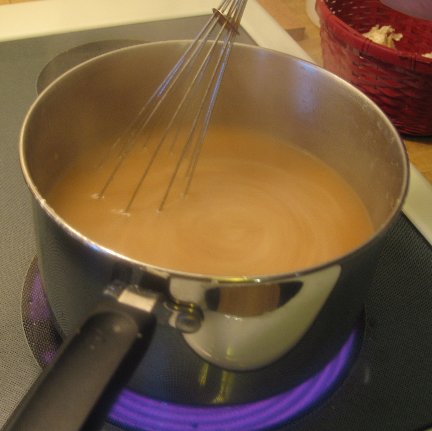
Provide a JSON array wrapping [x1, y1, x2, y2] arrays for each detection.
[[0, 1, 431, 430]]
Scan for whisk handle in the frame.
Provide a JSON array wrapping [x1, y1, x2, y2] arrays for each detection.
[[3, 297, 156, 431]]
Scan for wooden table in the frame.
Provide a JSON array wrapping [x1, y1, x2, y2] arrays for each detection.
[[259, 0, 432, 183]]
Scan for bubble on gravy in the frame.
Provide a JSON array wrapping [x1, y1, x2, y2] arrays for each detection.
[[47, 126, 374, 276]]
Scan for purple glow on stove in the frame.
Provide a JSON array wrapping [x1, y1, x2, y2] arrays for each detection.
[[41, 350, 56, 364], [29, 270, 52, 321], [108, 331, 356, 431]]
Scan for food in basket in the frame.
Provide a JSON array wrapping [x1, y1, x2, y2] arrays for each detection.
[[422, 52, 432, 58], [362, 25, 402, 48], [317, 0, 432, 135]]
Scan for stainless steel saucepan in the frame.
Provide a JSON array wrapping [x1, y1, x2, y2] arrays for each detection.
[[6, 41, 408, 430]]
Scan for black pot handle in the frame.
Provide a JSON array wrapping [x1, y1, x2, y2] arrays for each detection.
[[3, 296, 156, 431]]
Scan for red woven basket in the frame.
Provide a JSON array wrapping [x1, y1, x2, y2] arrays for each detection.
[[316, 0, 432, 136]]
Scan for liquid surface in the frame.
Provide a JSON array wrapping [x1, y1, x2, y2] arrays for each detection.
[[47, 126, 374, 276]]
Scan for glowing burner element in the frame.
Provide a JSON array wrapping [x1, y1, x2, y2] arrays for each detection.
[[108, 331, 357, 431]]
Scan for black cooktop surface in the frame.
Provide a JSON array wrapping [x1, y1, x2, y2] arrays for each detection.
[[0, 18, 431, 431]]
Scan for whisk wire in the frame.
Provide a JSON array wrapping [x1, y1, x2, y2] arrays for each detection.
[[96, 0, 248, 212], [122, 23, 230, 213], [182, 38, 235, 200], [95, 13, 220, 192], [158, 30, 236, 212]]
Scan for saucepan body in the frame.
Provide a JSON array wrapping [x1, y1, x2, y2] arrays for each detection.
[[20, 41, 408, 404]]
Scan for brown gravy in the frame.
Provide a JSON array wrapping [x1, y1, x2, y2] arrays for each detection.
[[47, 126, 374, 276]]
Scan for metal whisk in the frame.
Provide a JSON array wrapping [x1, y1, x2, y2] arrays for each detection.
[[95, 0, 248, 213]]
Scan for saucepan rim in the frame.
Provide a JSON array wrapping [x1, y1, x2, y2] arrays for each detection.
[[19, 41, 410, 284]]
